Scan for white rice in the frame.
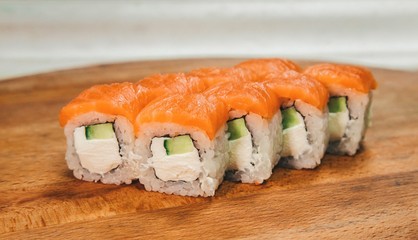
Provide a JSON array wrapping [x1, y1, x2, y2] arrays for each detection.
[[134, 123, 229, 197], [326, 86, 373, 155], [226, 110, 282, 184], [64, 112, 138, 184], [279, 100, 329, 169]]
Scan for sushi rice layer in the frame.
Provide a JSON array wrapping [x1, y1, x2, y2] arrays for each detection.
[[64, 112, 137, 184], [226, 110, 282, 184], [279, 100, 329, 169], [134, 123, 229, 197]]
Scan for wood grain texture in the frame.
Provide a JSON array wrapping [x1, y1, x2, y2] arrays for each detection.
[[0, 59, 417, 239]]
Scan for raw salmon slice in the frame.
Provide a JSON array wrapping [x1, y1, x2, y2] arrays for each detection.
[[204, 81, 279, 119], [59, 82, 140, 126], [188, 67, 256, 87], [136, 73, 207, 103], [136, 93, 229, 139], [304, 63, 377, 93], [264, 71, 329, 110], [236, 58, 301, 79]]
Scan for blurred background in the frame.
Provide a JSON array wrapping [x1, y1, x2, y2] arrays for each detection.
[[1, 0, 418, 80]]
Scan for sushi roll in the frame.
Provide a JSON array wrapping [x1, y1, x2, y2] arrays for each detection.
[[59, 73, 207, 185], [134, 93, 229, 197], [58, 58, 378, 197], [304, 63, 377, 155], [264, 71, 330, 169], [205, 81, 282, 184], [59, 82, 141, 184]]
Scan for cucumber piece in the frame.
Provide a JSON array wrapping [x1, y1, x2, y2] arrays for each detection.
[[227, 118, 250, 141], [85, 123, 115, 140], [281, 107, 302, 130], [164, 135, 195, 155], [328, 97, 349, 141], [328, 97, 348, 113]]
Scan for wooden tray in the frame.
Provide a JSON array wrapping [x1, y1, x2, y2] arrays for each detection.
[[0, 59, 417, 239]]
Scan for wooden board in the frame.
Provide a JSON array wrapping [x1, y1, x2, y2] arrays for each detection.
[[0, 59, 417, 239]]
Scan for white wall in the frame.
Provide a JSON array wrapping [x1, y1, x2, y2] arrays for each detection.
[[1, 0, 417, 80]]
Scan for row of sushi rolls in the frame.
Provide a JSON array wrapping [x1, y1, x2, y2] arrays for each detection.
[[60, 59, 377, 197]]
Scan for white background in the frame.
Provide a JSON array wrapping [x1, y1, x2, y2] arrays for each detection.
[[1, 0, 418, 80]]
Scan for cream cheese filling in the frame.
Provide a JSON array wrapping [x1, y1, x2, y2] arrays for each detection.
[[228, 133, 254, 171], [149, 137, 202, 182], [73, 126, 122, 175], [282, 114, 310, 159], [329, 110, 349, 141]]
